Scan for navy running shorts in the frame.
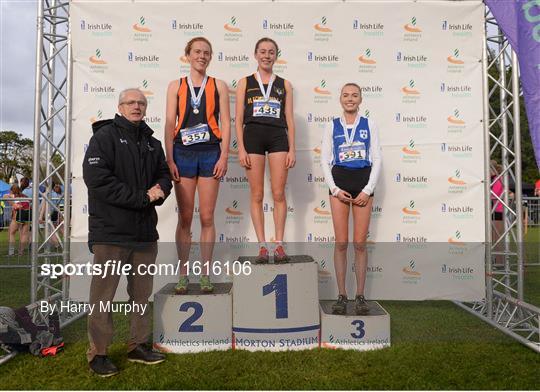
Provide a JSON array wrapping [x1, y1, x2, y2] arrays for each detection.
[[173, 144, 221, 178]]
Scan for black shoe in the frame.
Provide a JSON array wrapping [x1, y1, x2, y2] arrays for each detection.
[[89, 355, 119, 377], [355, 295, 370, 315], [332, 294, 348, 315], [127, 344, 165, 365]]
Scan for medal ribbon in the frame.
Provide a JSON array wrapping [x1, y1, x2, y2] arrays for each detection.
[[187, 74, 208, 112], [255, 71, 275, 102], [339, 112, 361, 146]]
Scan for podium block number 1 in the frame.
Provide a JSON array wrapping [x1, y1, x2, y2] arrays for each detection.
[[263, 274, 288, 319], [179, 302, 204, 332]]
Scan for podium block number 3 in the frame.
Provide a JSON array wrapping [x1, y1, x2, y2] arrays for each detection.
[[179, 302, 204, 332], [351, 320, 365, 339], [263, 274, 288, 319]]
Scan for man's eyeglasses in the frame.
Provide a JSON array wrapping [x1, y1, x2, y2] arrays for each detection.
[[120, 100, 147, 107]]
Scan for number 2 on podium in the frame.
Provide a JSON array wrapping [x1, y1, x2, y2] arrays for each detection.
[[263, 274, 288, 319], [178, 302, 204, 332]]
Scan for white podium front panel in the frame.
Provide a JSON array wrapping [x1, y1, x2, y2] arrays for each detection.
[[233, 256, 319, 351], [320, 300, 390, 351], [153, 283, 232, 353]]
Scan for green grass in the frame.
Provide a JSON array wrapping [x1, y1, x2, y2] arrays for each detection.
[[0, 228, 539, 389], [0, 299, 539, 389]]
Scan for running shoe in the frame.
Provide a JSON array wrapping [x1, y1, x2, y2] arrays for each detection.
[[255, 246, 269, 264], [174, 275, 189, 294], [355, 295, 370, 315], [273, 245, 290, 264], [199, 275, 214, 293], [332, 294, 348, 315]]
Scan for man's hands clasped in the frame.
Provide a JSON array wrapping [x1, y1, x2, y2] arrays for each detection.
[[147, 184, 165, 203]]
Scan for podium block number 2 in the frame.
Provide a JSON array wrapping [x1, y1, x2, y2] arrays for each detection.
[[263, 274, 288, 319], [179, 302, 204, 332]]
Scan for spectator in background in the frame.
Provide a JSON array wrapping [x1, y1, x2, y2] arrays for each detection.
[[19, 177, 32, 198], [3, 184, 30, 256], [39, 183, 64, 247], [535, 179, 540, 197]]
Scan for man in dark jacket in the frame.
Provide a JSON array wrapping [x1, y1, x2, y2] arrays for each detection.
[[82, 88, 172, 377]]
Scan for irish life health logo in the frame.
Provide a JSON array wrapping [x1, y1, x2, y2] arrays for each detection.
[[313, 80, 331, 104], [441, 142, 473, 159], [80, 19, 112, 37], [353, 19, 384, 37], [132, 16, 152, 42], [396, 51, 428, 69], [441, 202, 474, 220], [403, 16, 422, 42], [442, 20, 473, 38], [88, 49, 108, 74], [171, 19, 204, 37], [83, 82, 115, 99], [217, 51, 250, 69], [314, 16, 333, 41], [128, 52, 160, 69], [307, 51, 339, 69], [395, 112, 428, 129], [262, 18, 294, 37], [395, 172, 429, 189], [224, 16, 242, 41], [441, 263, 474, 280], [358, 49, 377, 73], [440, 82, 472, 98]]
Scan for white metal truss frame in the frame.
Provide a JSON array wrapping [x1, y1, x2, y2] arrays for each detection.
[[455, 4, 539, 353], [11, 0, 536, 369]]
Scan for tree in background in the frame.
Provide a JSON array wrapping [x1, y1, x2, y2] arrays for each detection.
[[0, 130, 33, 183]]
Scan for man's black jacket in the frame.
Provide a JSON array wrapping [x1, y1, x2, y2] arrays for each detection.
[[82, 114, 172, 251]]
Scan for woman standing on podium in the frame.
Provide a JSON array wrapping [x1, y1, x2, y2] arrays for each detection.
[[321, 83, 382, 315], [164, 37, 231, 294], [235, 38, 296, 263]]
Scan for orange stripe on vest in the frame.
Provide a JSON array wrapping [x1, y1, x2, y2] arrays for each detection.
[[174, 79, 188, 138], [174, 77, 221, 140]]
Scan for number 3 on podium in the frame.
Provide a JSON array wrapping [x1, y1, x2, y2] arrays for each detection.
[[263, 274, 288, 319]]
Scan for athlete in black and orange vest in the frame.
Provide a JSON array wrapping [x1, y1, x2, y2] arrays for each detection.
[[164, 37, 231, 294], [235, 38, 296, 264]]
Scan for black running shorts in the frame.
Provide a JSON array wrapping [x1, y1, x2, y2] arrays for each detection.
[[243, 124, 289, 155], [330, 165, 372, 199]]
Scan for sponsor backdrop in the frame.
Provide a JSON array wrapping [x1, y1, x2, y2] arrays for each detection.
[[70, 0, 486, 301]]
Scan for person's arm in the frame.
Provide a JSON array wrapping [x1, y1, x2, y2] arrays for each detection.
[[83, 132, 150, 210], [321, 123, 339, 196], [284, 79, 296, 168], [361, 119, 382, 196], [213, 79, 230, 179], [235, 77, 250, 168], [164, 79, 180, 182]]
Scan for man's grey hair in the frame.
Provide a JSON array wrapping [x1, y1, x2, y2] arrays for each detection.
[[118, 88, 147, 105]]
